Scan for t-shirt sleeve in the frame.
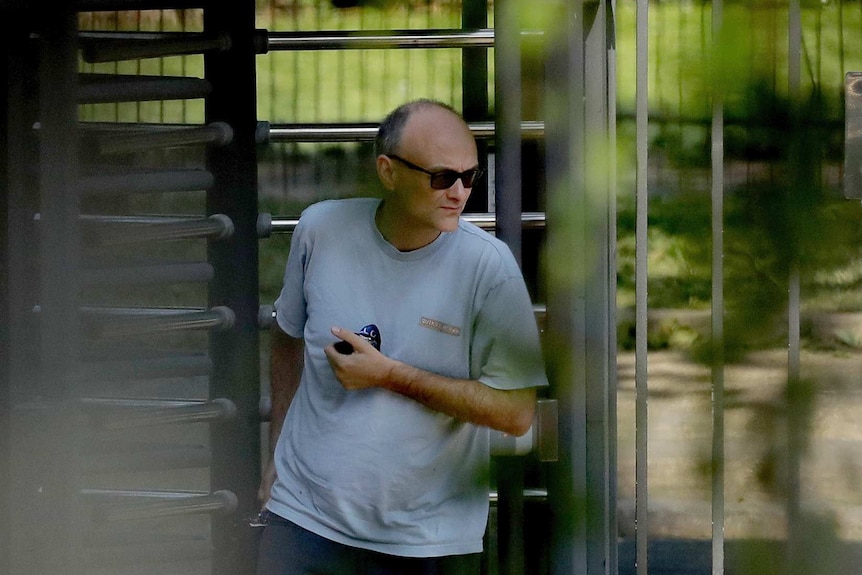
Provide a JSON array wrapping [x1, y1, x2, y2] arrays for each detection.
[[471, 275, 549, 391], [273, 216, 310, 338]]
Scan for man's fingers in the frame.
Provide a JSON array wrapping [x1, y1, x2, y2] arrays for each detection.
[[330, 326, 369, 355]]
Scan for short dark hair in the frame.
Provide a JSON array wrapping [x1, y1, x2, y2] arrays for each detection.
[[374, 99, 462, 157]]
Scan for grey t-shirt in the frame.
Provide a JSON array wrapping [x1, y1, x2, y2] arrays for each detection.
[[268, 198, 548, 557]]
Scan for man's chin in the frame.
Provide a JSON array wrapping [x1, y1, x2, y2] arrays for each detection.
[[438, 217, 461, 233]]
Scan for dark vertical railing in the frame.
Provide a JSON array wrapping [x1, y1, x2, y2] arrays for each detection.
[[606, 2, 619, 573], [546, 0, 588, 570], [584, 2, 614, 573], [546, 0, 615, 573], [786, 1, 804, 571], [494, 0, 523, 265], [635, 0, 649, 573], [0, 6, 30, 574], [204, 3, 262, 573], [462, 0, 491, 213], [710, 2, 726, 573], [32, 6, 82, 573]]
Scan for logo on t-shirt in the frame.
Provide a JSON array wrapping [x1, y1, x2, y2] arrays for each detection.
[[419, 317, 461, 337]]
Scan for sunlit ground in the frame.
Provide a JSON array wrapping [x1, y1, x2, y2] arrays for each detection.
[[617, 312, 862, 542]]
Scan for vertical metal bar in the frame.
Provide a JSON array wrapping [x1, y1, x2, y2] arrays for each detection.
[[0, 7, 20, 572], [497, 457, 526, 575], [33, 6, 82, 573], [584, 1, 613, 573], [204, 3, 261, 573], [606, 2, 619, 574], [494, 0, 523, 264], [710, 1, 726, 573], [545, 1, 588, 573], [787, 1, 803, 569], [635, 0, 650, 573], [462, 0, 491, 213], [494, 2, 525, 572]]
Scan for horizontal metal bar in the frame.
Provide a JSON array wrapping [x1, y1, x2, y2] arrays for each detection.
[[80, 31, 230, 63], [262, 28, 544, 52], [259, 304, 275, 329], [81, 488, 237, 522], [84, 397, 237, 430], [489, 488, 548, 504], [79, 305, 235, 337], [90, 121, 232, 155], [264, 28, 494, 52], [266, 212, 545, 235], [82, 261, 214, 285], [76, 120, 265, 144], [78, 121, 202, 134], [76, 353, 212, 381], [266, 215, 299, 234], [465, 212, 547, 231], [75, 0, 205, 11], [263, 120, 544, 143], [78, 73, 211, 104], [81, 213, 234, 244], [78, 168, 214, 195], [82, 442, 210, 472], [265, 122, 378, 142]]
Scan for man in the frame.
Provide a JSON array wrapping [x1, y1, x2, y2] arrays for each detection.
[[258, 99, 548, 575]]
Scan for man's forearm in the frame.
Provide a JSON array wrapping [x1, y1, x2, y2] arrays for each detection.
[[383, 361, 536, 437]]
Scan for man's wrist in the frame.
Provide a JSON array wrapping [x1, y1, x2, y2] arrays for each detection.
[[380, 358, 412, 394]]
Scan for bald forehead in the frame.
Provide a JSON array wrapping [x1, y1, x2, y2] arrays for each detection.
[[403, 105, 469, 137], [399, 106, 476, 161]]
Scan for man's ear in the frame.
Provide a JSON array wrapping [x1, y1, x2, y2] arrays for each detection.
[[376, 155, 396, 190]]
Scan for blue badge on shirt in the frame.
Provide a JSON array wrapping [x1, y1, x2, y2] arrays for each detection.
[[334, 324, 381, 354]]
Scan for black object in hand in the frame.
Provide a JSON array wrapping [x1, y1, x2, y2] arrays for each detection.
[[334, 324, 381, 355]]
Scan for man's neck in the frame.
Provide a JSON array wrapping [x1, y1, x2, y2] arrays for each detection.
[[375, 201, 441, 252]]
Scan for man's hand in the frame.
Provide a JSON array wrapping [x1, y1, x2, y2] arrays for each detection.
[[257, 458, 277, 508], [324, 326, 394, 390]]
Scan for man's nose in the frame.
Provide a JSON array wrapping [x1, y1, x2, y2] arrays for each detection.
[[446, 178, 469, 199]]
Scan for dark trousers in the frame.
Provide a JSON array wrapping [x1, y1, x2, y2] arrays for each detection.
[[256, 512, 481, 575]]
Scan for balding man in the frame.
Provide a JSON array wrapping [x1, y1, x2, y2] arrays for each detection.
[[257, 99, 548, 575]]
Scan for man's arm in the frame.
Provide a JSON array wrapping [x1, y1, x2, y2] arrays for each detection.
[[258, 325, 304, 505], [325, 327, 536, 437]]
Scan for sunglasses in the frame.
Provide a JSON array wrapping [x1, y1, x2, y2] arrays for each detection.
[[388, 154, 484, 190]]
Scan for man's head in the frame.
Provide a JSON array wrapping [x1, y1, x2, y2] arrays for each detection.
[[374, 99, 461, 157], [374, 100, 481, 249]]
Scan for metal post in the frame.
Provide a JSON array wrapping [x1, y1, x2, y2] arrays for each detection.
[[635, 0, 650, 573], [204, 2, 261, 573], [606, 3, 619, 573], [26, 6, 82, 573], [462, 0, 491, 214], [545, 0, 588, 569], [494, 0, 523, 264], [787, 2, 803, 572], [584, 2, 614, 573], [710, 2, 726, 574], [546, 0, 616, 573]]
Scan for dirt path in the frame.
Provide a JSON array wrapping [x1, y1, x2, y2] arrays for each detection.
[[617, 347, 862, 541]]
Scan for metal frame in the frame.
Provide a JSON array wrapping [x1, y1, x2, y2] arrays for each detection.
[[2, 2, 263, 573], [204, 2, 263, 572], [544, 1, 616, 574], [1, 2, 621, 573]]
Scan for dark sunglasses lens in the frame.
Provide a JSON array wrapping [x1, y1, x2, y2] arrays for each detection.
[[431, 171, 458, 189], [461, 169, 480, 188], [430, 169, 481, 189]]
